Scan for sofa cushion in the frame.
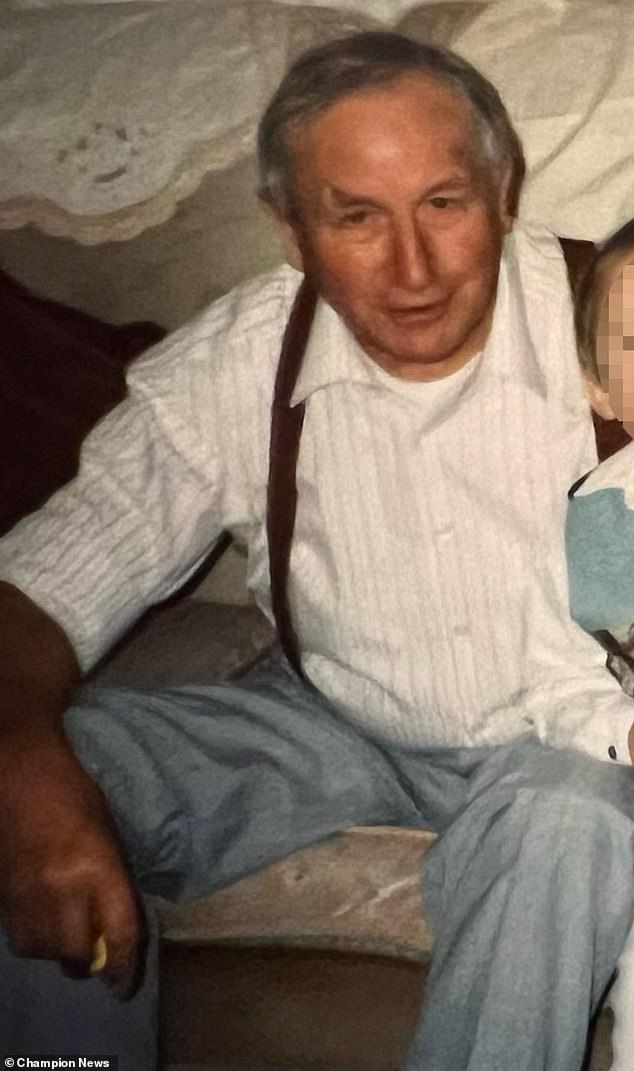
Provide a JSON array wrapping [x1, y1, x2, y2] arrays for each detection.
[[87, 599, 276, 688]]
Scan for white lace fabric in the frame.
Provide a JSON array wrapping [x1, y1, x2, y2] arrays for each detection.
[[0, 1, 376, 244], [1, 0, 633, 245]]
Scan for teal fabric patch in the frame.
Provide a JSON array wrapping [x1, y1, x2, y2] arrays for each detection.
[[566, 487, 634, 633]]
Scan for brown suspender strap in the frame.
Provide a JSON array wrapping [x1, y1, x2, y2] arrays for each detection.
[[267, 277, 318, 677], [558, 236, 595, 296]]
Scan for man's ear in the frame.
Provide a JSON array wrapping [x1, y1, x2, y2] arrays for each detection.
[[496, 168, 515, 234], [259, 199, 304, 272], [585, 375, 617, 420]]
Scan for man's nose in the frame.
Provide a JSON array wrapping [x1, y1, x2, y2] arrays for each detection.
[[391, 217, 431, 291]]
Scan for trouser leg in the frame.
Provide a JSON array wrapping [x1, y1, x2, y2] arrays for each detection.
[[403, 736, 634, 1071], [0, 659, 416, 1064], [606, 921, 634, 1071], [68, 661, 416, 899]]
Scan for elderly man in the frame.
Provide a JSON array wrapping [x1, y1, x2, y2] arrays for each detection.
[[0, 30, 633, 1071]]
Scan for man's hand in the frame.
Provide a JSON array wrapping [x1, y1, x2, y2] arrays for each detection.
[[0, 582, 142, 996], [0, 728, 142, 996]]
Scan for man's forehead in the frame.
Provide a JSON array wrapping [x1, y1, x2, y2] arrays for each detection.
[[292, 71, 475, 149], [290, 75, 483, 190], [325, 168, 472, 204]]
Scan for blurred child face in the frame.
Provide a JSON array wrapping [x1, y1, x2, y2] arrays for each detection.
[[594, 253, 634, 434]]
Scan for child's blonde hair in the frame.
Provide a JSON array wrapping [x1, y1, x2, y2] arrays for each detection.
[[575, 219, 634, 385]]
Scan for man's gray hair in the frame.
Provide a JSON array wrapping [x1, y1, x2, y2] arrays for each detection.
[[257, 31, 525, 220]]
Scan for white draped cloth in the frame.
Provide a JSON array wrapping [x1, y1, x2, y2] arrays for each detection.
[[0, 0, 633, 244]]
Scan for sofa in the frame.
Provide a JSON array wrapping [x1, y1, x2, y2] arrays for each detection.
[[1, 0, 633, 1065]]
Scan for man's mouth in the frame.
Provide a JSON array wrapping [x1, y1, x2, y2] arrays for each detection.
[[387, 299, 449, 322]]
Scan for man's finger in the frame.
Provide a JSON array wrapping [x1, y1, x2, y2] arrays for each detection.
[[95, 884, 143, 1000], [57, 896, 98, 978], [60, 935, 108, 979], [59, 956, 93, 980], [5, 890, 93, 965]]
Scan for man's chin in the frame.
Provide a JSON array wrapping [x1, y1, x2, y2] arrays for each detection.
[[361, 325, 467, 377], [359, 305, 490, 378]]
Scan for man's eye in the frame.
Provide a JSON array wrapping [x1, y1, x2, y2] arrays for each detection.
[[429, 197, 453, 209], [340, 210, 372, 225]]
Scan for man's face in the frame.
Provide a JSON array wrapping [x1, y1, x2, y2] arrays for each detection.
[[279, 73, 512, 381], [596, 255, 634, 434]]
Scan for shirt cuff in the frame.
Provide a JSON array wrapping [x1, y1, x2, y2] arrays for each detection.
[[524, 678, 634, 767]]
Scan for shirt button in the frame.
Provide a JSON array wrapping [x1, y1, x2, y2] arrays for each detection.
[[608, 745, 617, 761], [435, 524, 453, 539]]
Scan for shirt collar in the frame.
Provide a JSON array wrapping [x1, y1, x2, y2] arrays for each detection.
[[290, 294, 377, 406], [290, 227, 549, 408]]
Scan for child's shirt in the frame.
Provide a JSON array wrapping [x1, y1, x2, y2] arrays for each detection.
[[567, 439, 634, 644], [565, 438, 634, 763], [512, 439, 634, 769]]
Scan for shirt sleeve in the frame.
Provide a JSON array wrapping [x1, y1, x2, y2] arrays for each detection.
[[522, 548, 634, 766], [524, 658, 634, 766], [0, 315, 233, 672]]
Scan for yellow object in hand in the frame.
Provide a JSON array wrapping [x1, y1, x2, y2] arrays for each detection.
[[90, 934, 108, 973]]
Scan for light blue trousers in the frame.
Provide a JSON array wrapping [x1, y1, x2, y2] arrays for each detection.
[[3, 658, 634, 1071]]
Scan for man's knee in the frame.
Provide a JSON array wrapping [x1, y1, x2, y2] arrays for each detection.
[[432, 752, 634, 913], [516, 778, 634, 863], [472, 738, 634, 832]]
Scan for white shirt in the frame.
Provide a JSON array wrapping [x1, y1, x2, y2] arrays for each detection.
[[1, 221, 633, 762]]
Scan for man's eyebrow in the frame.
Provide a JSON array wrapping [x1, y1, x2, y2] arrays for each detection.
[[422, 176, 470, 196], [328, 176, 470, 208], [329, 188, 381, 208]]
